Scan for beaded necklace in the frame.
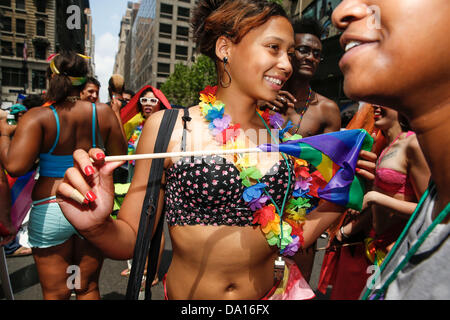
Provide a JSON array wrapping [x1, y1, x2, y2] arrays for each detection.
[[199, 86, 318, 256], [292, 86, 312, 135]]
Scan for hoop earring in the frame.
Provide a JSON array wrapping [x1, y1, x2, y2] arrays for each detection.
[[220, 57, 232, 88]]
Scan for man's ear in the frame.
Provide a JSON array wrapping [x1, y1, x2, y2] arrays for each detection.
[[215, 35, 232, 62]]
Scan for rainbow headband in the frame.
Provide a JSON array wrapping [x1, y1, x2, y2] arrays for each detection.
[[47, 53, 91, 86]]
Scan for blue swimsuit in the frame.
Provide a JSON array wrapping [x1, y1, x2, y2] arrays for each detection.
[[28, 104, 98, 248]]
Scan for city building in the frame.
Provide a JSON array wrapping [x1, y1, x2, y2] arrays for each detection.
[[114, 0, 196, 92], [1, 0, 56, 106], [1, 0, 93, 107]]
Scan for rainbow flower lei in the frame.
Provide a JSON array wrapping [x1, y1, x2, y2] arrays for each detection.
[[199, 86, 319, 256], [127, 121, 145, 166]]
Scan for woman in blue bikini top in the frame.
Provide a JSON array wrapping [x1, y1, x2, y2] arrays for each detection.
[[0, 51, 126, 300]]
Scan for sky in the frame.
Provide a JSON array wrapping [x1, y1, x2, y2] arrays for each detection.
[[90, 0, 131, 102]]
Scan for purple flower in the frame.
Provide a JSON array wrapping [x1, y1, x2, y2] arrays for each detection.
[[282, 236, 300, 257], [210, 114, 231, 135], [269, 112, 285, 129], [295, 176, 312, 191], [248, 195, 270, 211]]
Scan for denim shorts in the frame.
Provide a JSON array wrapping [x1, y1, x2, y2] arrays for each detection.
[[28, 196, 81, 248]]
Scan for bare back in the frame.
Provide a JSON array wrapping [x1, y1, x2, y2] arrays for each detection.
[[3, 100, 126, 201]]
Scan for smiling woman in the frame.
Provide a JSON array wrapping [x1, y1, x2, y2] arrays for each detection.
[[56, 0, 376, 300]]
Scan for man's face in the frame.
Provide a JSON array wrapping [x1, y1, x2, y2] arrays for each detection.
[[122, 93, 132, 104], [80, 83, 99, 103], [292, 33, 322, 79]]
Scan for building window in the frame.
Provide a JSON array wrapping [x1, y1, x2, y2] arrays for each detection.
[[16, 42, 24, 57], [157, 63, 170, 78], [1, 41, 13, 56], [35, 0, 46, 12], [16, 0, 25, 10], [2, 67, 26, 87], [36, 20, 45, 36], [0, 0, 11, 7], [159, 23, 171, 39], [177, 6, 190, 22], [176, 26, 189, 41], [1, 16, 12, 32], [158, 42, 171, 59], [160, 3, 173, 19], [16, 18, 25, 33], [179, 0, 190, 3], [175, 45, 188, 61], [34, 43, 46, 60], [32, 70, 46, 90]]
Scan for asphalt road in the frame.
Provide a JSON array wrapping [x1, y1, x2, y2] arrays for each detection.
[[0, 223, 329, 300]]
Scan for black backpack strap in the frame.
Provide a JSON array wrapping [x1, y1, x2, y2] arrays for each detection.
[[125, 108, 180, 300], [181, 107, 191, 152]]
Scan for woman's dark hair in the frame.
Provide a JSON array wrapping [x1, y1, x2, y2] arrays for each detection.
[[292, 18, 324, 39], [398, 112, 412, 132], [45, 51, 89, 104], [22, 94, 45, 109], [191, 0, 288, 61], [137, 88, 155, 114], [83, 76, 101, 89]]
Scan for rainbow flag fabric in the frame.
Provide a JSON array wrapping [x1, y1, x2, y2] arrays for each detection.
[[259, 129, 373, 211], [7, 170, 37, 231]]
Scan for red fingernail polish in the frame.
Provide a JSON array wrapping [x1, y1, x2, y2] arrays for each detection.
[[85, 166, 95, 176], [83, 198, 90, 205], [355, 168, 361, 172], [85, 191, 97, 202], [96, 153, 105, 160]]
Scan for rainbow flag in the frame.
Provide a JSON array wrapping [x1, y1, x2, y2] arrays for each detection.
[[259, 129, 373, 211], [7, 170, 36, 231]]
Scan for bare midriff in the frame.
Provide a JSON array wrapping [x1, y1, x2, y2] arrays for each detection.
[[166, 224, 278, 300]]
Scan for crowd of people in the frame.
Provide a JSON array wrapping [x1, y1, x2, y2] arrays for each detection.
[[0, 0, 448, 301]]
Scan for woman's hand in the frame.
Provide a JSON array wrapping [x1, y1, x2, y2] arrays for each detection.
[[0, 118, 17, 137], [258, 90, 297, 114], [57, 148, 125, 234]]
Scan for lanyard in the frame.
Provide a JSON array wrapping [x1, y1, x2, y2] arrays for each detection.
[[362, 184, 449, 300]]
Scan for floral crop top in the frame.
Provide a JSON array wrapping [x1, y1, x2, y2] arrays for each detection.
[[164, 154, 295, 226]]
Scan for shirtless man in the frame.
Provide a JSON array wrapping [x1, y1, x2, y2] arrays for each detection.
[[262, 18, 341, 137], [261, 18, 342, 283]]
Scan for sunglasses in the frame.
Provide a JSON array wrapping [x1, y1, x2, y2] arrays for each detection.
[[140, 97, 159, 105], [295, 45, 322, 60]]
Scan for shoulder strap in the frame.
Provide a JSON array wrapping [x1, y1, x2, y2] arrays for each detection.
[[92, 103, 97, 149], [181, 107, 191, 152], [48, 106, 60, 154], [93, 103, 106, 152], [125, 108, 180, 300]]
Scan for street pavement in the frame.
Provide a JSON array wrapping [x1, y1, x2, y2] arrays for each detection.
[[0, 223, 330, 300]]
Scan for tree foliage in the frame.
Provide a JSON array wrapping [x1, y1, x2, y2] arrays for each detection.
[[160, 55, 217, 107]]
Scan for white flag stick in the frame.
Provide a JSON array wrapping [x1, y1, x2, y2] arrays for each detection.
[[104, 147, 264, 162]]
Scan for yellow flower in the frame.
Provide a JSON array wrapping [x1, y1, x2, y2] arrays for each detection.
[[235, 154, 258, 169], [262, 214, 281, 235], [286, 207, 307, 222], [200, 93, 216, 104], [296, 159, 308, 167]]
